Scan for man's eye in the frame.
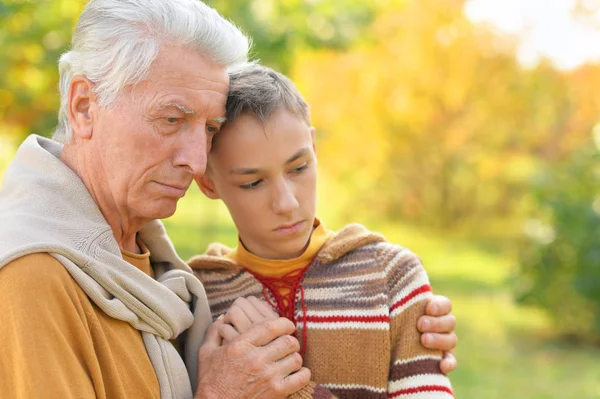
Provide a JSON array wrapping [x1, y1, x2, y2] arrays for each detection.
[[207, 125, 220, 134], [166, 117, 179, 124]]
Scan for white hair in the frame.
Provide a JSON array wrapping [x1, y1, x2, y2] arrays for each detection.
[[53, 0, 250, 143]]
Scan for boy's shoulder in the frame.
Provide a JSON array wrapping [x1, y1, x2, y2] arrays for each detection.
[[188, 242, 241, 276], [317, 222, 418, 264]]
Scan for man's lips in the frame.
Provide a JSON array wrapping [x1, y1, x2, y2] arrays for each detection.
[[155, 181, 189, 197]]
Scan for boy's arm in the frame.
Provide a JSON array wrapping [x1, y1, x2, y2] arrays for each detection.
[[385, 249, 454, 398], [418, 295, 458, 374]]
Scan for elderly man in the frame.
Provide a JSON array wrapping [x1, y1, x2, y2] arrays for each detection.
[[0, 1, 456, 398]]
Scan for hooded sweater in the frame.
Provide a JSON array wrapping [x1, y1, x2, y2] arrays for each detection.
[[189, 223, 454, 398], [0, 135, 212, 399]]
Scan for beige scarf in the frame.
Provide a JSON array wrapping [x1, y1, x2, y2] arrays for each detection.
[[0, 135, 211, 398]]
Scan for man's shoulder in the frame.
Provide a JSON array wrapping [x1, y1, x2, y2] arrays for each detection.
[[0, 253, 85, 303]]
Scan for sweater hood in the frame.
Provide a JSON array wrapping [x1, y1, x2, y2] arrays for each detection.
[[188, 222, 386, 272]]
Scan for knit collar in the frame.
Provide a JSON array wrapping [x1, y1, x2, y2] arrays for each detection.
[[226, 218, 334, 277], [189, 220, 387, 272]]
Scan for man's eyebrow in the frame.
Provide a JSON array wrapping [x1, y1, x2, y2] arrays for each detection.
[[158, 103, 195, 115], [285, 147, 310, 164], [210, 116, 227, 124]]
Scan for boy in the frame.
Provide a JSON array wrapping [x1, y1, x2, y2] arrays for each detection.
[[189, 63, 454, 398]]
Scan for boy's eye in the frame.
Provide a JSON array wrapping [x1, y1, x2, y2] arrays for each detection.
[[240, 180, 262, 190], [290, 163, 308, 174]]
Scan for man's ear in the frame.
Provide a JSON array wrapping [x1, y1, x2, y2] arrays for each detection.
[[67, 75, 97, 140], [195, 173, 220, 200], [310, 126, 317, 153]]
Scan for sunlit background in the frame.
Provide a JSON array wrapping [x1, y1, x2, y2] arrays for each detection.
[[1, 0, 600, 397]]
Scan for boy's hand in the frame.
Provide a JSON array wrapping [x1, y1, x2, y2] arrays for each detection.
[[417, 295, 458, 374], [221, 296, 279, 338]]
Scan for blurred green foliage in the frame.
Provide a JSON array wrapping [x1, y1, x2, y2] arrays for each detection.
[[516, 141, 600, 343], [0, 0, 84, 137], [2, 0, 600, 395], [206, 0, 375, 73]]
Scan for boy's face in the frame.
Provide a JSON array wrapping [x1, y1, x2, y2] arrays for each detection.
[[199, 108, 317, 260]]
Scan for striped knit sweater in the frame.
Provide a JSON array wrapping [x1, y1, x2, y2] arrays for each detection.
[[189, 223, 453, 398]]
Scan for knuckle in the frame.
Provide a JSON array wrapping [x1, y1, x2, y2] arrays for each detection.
[[448, 314, 457, 326], [282, 334, 300, 350], [232, 297, 246, 307], [291, 352, 303, 369], [301, 367, 311, 383], [263, 319, 279, 334]]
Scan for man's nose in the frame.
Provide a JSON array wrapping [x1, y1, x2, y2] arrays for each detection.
[[272, 179, 299, 215], [174, 125, 208, 176]]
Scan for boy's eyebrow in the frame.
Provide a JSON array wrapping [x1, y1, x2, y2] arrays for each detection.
[[229, 147, 311, 175], [229, 167, 260, 175], [285, 147, 310, 164]]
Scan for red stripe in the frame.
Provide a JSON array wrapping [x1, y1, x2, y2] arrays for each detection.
[[304, 315, 390, 323], [389, 385, 454, 397], [390, 284, 432, 313]]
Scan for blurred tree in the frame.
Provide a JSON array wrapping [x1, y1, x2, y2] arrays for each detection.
[[0, 0, 376, 141], [515, 140, 600, 343], [0, 0, 85, 139], [294, 0, 600, 234], [208, 0, 376, 73]]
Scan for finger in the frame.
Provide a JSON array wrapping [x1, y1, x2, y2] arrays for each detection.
[[245, 317, 297, 347], [263, 332, 300, 362], [202, 318, 224, 348], [280, 367, 311, 396], [247, 296, 278, 319], [219, 323, 241, 343], [235, 296, 272, 323], [274, 352, 304, 377], [440, 351, 457, 375], [223, 303, 253, 334], [425, 295, 452, 316], [421, 332, 458, 352], [417, 314, 456, 334]]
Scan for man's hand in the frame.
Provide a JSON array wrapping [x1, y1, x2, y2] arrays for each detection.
[[417, 295, 458, 374], [195, 299, 310, 398]]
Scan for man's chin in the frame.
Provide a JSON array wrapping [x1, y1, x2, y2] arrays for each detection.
[[145, 200, 179, 221]]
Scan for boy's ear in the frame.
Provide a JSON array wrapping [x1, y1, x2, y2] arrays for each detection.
[[310, 126, 316, 152], [68, 75, 97, 140], [195, 173, 220, 200]]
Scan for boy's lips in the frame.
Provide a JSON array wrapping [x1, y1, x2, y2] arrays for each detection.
[[274, 220, 306, 235]]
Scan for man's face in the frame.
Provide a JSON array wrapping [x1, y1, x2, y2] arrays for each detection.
[[202, 109, 317, 260], [88, 45, 229, 221]]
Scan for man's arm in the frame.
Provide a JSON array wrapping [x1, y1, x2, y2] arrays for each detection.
[[418, 295, 458, 374], [0, 254, 98, 398]]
